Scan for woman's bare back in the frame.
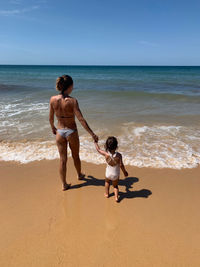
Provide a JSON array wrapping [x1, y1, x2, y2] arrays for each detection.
[[50, 93, 97, 139], [50, 95, 77, 129]]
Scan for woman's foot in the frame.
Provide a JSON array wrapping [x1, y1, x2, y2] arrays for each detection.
[[78, 173, 85, 180], [115, 196, 119, 202], [104, 193, 109, 198], [62, 183, 71, 191]]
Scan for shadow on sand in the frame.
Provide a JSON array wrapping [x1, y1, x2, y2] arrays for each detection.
[[70, 175, 152, 202]]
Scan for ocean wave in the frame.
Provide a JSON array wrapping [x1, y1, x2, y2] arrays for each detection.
[[0, 124, 200, 169], [75, 88, 200, 103]]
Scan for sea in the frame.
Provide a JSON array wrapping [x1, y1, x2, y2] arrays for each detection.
[[0, 65, 200, 169]]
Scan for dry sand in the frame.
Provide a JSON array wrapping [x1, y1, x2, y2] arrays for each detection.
[[0, 159, 200, 267]]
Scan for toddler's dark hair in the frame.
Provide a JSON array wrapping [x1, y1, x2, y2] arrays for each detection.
[[105, 136, 118, 152]]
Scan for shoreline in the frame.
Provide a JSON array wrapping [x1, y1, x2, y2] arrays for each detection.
[[1, 156, 200, 170], [1, 159, 200, 266]]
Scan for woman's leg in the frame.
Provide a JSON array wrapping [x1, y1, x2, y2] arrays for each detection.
[[105, 178, 110, 198], [68, 131, 84, 179], [112, 179, 119, 202], [56, 133, 70, 190]]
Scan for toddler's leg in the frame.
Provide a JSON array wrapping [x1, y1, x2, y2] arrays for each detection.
[[105, 178, 110, 198], [112, 179, 119, 202]]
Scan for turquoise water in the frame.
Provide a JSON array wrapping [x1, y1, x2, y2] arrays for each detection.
[[0, 65, 200, 168]]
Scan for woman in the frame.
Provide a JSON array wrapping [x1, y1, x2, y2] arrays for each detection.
[[49, 75, 98, 190]]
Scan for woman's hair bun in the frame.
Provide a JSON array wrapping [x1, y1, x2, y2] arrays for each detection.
[[56, 75, 73, 92]]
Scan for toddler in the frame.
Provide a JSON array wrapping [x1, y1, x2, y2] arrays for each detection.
[[95, 136, 128, 202]]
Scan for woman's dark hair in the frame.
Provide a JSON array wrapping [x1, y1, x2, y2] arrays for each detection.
[[56, 75, 73, 96], [105, 136, 118, 152]]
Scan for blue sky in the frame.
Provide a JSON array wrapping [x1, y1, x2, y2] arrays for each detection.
[[0, 0, 200, 65]]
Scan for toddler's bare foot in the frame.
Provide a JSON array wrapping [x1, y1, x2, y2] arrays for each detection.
[[115, 196, 119, 202], [78, 173, 85, 180], [63, 183, 71, 191], [104, 193, 109, 198]]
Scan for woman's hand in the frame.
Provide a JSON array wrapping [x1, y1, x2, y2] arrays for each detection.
[[92, 133, 98, 142], [52, 126, 57, 135]]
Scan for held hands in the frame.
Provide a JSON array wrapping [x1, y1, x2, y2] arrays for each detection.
[[92, 133, 98, 143]]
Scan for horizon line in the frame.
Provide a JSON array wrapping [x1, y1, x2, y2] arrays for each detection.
[[0, 64, 200, 67]]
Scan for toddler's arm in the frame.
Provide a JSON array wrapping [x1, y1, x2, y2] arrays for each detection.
[[94, 142, 107, 156], [119, 154, 128, 177]]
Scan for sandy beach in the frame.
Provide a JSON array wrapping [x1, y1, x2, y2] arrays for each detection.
[[0, 159, 199, 267], [1, 0, 200, 265]]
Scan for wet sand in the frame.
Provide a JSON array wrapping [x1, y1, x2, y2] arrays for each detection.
[[0, 159, 200, 267]]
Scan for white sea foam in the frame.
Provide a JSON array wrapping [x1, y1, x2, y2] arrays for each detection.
[[0, 100, 50, 140], [0, 124, 200, 169], [0, 141, 59, 163], [0, 102, 48, 118]]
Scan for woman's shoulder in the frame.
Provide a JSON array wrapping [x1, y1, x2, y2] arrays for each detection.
[[70, 97, 80, 107], [50, 95, 59, 105], [50, 95, 61, 101], [50, 95, 76, 101], [70, 97, 78, 102]]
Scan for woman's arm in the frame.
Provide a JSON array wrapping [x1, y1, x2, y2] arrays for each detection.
[[74, 99, 98, 142], [49, 97, 57, 135]]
